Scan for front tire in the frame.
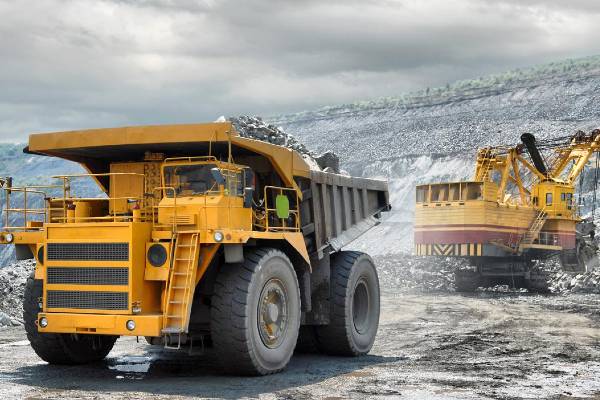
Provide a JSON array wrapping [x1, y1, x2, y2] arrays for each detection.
[[315, 251, 380, 356], [211, 247, 301, 375], [23, 274, 117, 364]]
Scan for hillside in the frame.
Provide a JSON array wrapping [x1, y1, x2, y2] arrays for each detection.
[[271, 55, 600, 162], [1, 55, 600, 264]]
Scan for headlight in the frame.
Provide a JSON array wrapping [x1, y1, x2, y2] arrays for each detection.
[[214, 231, 224, 242], [126, 320, 136, 331], [5, 233, 13, 243], [147, 244, 167, 267], [39, 317, 48, 328]]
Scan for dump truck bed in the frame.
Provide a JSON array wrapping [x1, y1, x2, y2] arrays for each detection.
[[306, 170, 389, 255]]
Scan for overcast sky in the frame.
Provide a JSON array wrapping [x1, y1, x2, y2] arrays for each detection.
[[0, 0, 599, 141]]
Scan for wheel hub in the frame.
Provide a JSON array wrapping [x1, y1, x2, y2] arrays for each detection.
[[352, 278, 370, 334], [266, 303, 279, 323], [258, 278, 288, 349]]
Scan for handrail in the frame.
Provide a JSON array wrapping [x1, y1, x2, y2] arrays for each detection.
[[536, 231, 560, 246], [1, 173, 148, 229], [262, 186, 300, 232], [163, 156, 218, 164], [52, 173, 146, 223], [2, 186, 54, 229], [51, 173, 146, 179]]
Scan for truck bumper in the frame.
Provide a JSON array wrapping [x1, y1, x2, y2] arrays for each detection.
[[37, 312, 163, 337]]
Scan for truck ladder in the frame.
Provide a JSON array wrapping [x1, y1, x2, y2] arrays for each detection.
[[518, 209, 548, 251], [162, 231, 200, 349]]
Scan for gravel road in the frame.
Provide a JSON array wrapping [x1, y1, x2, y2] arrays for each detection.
[[1, 290, 600, 399]]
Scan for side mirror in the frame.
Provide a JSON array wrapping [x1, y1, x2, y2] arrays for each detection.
[[210, 168, 226, 186], [243, 187, 254, 208]]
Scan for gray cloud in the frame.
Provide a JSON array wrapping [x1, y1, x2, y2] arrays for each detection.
[[0, 0, 599, 140]]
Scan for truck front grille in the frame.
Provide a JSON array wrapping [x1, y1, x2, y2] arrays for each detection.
[[47, 267, 129, 286], [47, 243, 129, 261], [47, 290, 128, 310]]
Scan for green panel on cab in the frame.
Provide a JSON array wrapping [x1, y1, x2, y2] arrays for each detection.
[[275, 195, 290, 218]]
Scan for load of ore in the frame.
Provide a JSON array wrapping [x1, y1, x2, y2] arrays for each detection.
[[228, 115, 340, 173]]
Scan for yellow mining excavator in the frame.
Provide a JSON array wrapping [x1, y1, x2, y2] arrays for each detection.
[[0, 122, 390, 375], [415, 129, 600, 291]]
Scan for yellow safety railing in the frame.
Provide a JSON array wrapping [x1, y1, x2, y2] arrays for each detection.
[[2, 184, 63, 230], [0, 173, 152, 228], [261, 186, 300, 232], [536, 231, 560, 246], [163, 156, 218, 164], [50, 173, 147, 223]]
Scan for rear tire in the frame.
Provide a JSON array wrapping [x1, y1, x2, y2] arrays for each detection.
[[211, 247, 301, 375], [23, 274, 117, 364], [315, 251, 380, 356]]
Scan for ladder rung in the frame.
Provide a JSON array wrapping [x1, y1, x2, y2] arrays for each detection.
[[167, 315, 182, 318], [169, 301, 183, 304], [175, 258, 192, 261], [174, 272, 189, 276], [162, 328, 183, 334], [177, 244, 194, 248], [172, 286, 186, 289]]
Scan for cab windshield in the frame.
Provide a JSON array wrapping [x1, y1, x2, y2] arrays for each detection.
[[164, 164, 218, 196]]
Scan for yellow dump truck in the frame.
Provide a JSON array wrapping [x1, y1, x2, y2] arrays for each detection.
[[0, 122, 390, 375]]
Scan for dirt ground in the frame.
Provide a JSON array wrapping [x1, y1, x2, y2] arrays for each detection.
[[2, 290, 600, 399]]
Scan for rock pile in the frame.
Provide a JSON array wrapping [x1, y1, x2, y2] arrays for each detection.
[[375, 255, 460, 292], [375, 254, 600, 294], [548, 269, 600, 294], [0, 259, 34, 327], [229, 115, 341, 173]]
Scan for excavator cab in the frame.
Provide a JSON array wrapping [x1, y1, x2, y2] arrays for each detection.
[[530, 182, 575, 218]]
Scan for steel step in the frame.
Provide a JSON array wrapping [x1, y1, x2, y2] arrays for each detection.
[[162, 328, 183, 334]]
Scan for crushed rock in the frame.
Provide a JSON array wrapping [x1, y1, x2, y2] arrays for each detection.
[[375, 254, 600, 294], [375, 255, 462, 292], [548, 269, 600, 294], [229, 115, 340, 173], [480, 285, 528, 293], [0, 259, 34, 326]]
